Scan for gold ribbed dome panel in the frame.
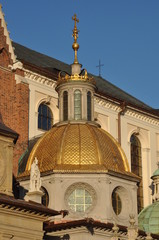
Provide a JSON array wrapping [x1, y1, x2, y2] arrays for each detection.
[[25, 123, 130, 175]]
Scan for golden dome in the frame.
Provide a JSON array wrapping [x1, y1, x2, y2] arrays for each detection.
[[22, 123, 131, 176]]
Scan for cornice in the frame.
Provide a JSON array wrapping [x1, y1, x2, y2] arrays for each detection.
[[95, 96, 121, 112], [22, 70, 159, 127], [126, 109, 159, 126], [24, 69, 56, 88], [94, 96, 159, 127]]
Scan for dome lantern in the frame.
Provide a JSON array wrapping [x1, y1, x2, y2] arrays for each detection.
[[56, 14, 96, 124]]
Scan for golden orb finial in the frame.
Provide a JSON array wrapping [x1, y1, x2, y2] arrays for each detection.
[[72, 14, 79, 64]]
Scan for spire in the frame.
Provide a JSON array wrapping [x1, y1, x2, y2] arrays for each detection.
[[72, 14, 79, 64]]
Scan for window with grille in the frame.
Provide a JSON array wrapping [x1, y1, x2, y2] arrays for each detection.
[[74, 90, 81, 120], [68, 188, 92, 212], [112, 189, 122, 215], [63, 91, 68, 121], [38, 103, 53, 131], [41, 187, 49, 207], [87, 91, 91, 121]]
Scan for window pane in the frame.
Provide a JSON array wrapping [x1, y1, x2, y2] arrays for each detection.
[[63, 91, 68, 121], [85, 197, 92, 204], [76, 197, 83, 204], [41, 187, 49, 207], [87, 91, 91, 121], [38, 104, 53, 130], [112, 190, 122, 215], [74, 90, 81, 120], [68, 188, 92, 213], [76, 205, 84, 212]]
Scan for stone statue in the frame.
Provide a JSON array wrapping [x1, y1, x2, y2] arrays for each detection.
[[29, 157, 41, 192]]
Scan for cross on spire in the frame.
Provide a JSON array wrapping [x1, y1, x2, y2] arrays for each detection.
[[72, 14, 79, 30], [72, 14, 80, 64], [96, 59, 104, 77]]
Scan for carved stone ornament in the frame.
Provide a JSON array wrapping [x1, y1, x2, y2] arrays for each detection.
[[64, 182, 97, 214], [29, 157, 41, 192]]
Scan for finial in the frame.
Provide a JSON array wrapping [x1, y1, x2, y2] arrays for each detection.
[[111, 222, 119, 240], [72, 14, 79, 64]]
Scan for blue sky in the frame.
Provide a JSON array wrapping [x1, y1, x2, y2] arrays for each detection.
[[1, 1, 159, 108]]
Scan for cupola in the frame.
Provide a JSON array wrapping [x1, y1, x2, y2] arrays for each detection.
[[151, 161, 159, 202], [56, 14, 96, 123], [138, 162, 159, 234]]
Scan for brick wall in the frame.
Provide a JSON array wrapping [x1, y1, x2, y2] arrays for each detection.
[[0, 19, 29, 176]]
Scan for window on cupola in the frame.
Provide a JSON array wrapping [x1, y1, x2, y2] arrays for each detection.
[[63, 91, 68, 121], [112, 189, 122, 215], [74, 90, 81, 120], [68, 188, 92, 212], [130, 134, 143, 213], [41, 187, 49, 207], [87, 91, 91, 121], [38, 103, 53, 130]]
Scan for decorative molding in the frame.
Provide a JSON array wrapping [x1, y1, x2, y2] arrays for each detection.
[[126, 110, 159, 126], [24, 69, 56, 88], [15, 74, 28, 84], [95, 97, 120, 112], [12, 61, 23, 70], [20, 70, 159, 127], [94, 96, 159, 127]]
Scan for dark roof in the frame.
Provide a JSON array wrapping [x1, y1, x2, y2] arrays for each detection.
[[44, 218, 159, 239], [0, 193, 61, 217], [13, 42, 157, 114], [95, 75, 153, 111], [13, 42, 71, 74], [0, 122, 19, 143]]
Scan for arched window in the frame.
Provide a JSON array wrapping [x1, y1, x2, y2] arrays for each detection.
[[112, 189, 122, 215], [38, 103, 53, 131], [63, 91, 68, 121], [41, 187, 49, 207], [130, 134, 143, 213], [87, 91, 91, 121], [74, 90, 81, 120]]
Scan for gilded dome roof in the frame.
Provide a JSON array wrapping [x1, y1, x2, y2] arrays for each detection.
[[138, 201, 159, 234], [21, 123, 131, 176]]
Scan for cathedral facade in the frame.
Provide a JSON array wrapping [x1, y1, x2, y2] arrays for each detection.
[[0, 5, 159, 239]]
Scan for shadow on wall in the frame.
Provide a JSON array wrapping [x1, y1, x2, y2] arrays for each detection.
[[44, 234, 70, 240]]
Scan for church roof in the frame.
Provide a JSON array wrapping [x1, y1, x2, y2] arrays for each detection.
[[44, 218, 159, 239], [18, 122, 139, 180], [138, 201, 159, 235], [0, 193, 61, 217], [12, 42, 158, 115], [152, 169, 159, 178]]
